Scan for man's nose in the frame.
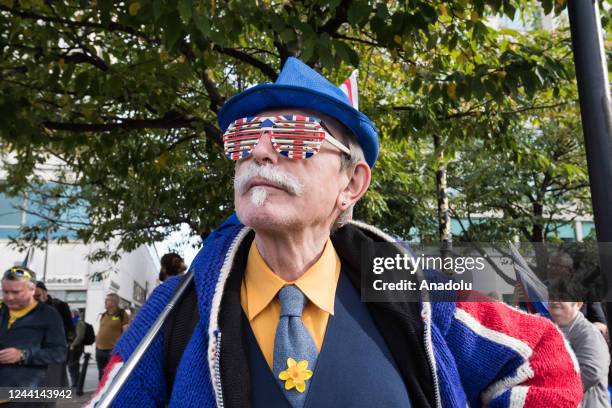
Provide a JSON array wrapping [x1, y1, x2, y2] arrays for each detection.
[[250, 131, 279, 164]]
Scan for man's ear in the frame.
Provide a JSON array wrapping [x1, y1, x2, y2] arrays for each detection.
[[336, 161, 371, 210]]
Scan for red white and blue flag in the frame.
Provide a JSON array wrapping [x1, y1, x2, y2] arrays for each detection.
[[339, 70, 359, 110]]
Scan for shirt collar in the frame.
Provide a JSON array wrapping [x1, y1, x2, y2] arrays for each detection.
[[244, 238, 340, 321]]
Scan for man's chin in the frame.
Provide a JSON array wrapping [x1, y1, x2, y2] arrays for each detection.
[[236, 204, 294, 230]]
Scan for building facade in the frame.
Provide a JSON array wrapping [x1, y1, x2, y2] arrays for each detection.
[[0, 192, 159, 332]]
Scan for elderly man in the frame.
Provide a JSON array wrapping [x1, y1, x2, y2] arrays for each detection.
[[549, 279, 611, 408], [88, 58, 582, 407], [0, 267, 66, 389]]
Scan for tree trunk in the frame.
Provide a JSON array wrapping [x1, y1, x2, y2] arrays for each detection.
[[433, 134, 452, 247], [531, 201, 548, 279]]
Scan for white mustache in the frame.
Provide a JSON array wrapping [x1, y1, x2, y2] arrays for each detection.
[[234, 163, 304, 196]]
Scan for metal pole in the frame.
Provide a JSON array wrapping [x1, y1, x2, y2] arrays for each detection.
[[76, 352, 91, 396], [567, 1, 612, 317], [95, 272, 194, 407], [42, 227, 50, 282]]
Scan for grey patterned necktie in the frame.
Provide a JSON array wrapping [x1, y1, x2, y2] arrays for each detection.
[[272, 285, 318, 408]]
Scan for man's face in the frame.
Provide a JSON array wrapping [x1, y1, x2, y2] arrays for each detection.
[[34, 287, 48, 302], [1, 279, 35, 310], [549, 301, 582, 327], [233, 109, 350, 233], [547, 253, 574, 280], [105, 296, 118, 311]]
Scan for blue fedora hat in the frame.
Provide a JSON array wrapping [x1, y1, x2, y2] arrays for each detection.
[[217, 57, 379, 168]]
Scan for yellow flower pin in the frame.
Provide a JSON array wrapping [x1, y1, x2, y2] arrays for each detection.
[[278, 358, 313, 393]]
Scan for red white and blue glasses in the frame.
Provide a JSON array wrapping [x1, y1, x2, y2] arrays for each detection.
[[223, 115, 351, 161]]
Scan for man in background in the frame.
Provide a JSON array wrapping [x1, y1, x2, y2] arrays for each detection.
[[95, 293, 129, 380], [68, 309, 86, 388], [34, 281, 75, 342], [34, 281, 74, 387], [550, 279, 610, 408], [0, 267, 66, 392]]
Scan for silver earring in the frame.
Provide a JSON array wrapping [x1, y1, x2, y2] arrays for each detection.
[[341, 201, 347, 206]]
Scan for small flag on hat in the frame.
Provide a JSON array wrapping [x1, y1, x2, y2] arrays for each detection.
[[339, 70, 359, 110], [21, 247, 34, 268]]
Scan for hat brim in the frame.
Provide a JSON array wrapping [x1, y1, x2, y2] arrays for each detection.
[[217, 84, 378, 168]]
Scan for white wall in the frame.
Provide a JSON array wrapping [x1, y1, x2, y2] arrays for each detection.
[[0, 239, 159, 329]]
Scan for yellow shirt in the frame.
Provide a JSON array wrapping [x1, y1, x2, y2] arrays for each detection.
[[240, 239, 341, 369], [96, 310, 130, 350], [8, 301, 38, 328]]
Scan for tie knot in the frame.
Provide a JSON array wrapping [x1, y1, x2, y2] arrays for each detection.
[[278, 285, 307, 317]]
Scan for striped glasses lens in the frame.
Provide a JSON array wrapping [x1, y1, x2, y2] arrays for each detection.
[[223, 115, 330, 160]]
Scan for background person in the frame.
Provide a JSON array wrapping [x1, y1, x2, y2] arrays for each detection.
[[95, 293, 129, 380], [34, 281, 75, 342], [549, 279, 611, 408], [68, 309, 86, 388], [34, 280, 73, 387], [547, 249, 609, 340], [158, 253, 187, 282], [0, 267, 66, 389]]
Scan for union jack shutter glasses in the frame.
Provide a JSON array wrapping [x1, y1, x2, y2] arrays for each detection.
[[223, 115, 351, 161]]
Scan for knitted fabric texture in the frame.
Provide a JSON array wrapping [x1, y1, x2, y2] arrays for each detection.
[[87, 215, 583, 408]]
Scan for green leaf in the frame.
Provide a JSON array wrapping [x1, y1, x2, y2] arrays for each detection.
[[152, 0, 163, 21], [279, 28, 296, 44], [269, 13, 285, 33], [300, 36, 316, 62], [74, 71, 89, 94], [376, 2, 389, 19], [178, 0, 193, 23], [346, 46, 360, 67], [129, 2, 141, 16], [318, 40, 334, 69], [541, 0, 554, 15], [193, 13, 211, 37], [419, 4, 438, 24], [98, 0, 112, 26], [163, 11, 184, 50], [347, 0, 370, 26], [503, 3, 517, 20], [334, 41, 351, 65]]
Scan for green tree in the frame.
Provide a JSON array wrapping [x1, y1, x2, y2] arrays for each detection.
[[449, 104, 591, 244], [0, 0, 582, 257]]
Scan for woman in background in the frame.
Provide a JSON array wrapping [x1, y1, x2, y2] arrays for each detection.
[[158, 253, 187, 282]]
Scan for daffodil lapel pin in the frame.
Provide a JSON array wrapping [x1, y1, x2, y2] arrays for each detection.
[[278, 358, 313, 393]]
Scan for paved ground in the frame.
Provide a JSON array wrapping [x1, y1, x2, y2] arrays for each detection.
[[56, 391, 93, 408], [56, 359, 98, 408]]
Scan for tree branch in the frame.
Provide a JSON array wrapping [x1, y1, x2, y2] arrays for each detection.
[[392, 101, 573, 121], [201, 69, 225, 113], [332, 33, 380, 47], [43, 112, 223, 145], [213, 45, 277, 80], [62, 52, 109, 71], [0, 5, 153, 43], [318, 0, 353, 35]]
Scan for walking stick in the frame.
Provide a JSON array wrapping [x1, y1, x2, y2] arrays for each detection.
[[94, 272, 194, 408]]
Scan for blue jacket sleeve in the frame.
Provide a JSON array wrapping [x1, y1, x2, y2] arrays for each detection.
[[25, 307, 67, 365]]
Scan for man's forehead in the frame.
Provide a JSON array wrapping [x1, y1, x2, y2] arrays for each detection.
[[1, 279, 28, 289], [256, 108, 346, 135]]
